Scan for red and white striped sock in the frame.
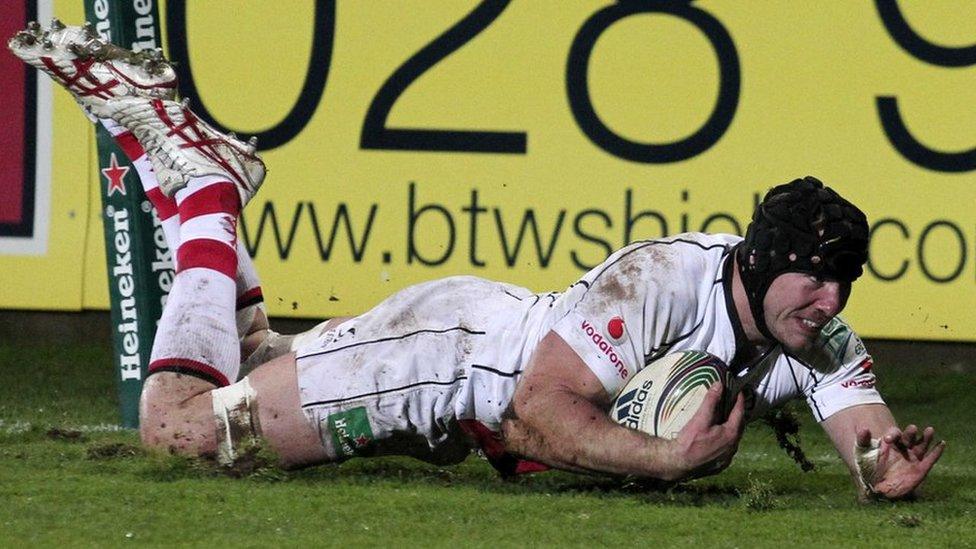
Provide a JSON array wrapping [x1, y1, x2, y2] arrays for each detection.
[[147, 176, 242, 386], [100, 117, 264, 340]]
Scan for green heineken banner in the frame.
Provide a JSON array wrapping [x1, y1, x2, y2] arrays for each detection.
[[84, 0, 170, 428]]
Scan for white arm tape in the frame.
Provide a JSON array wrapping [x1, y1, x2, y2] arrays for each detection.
[[853, 437, 881, 493]]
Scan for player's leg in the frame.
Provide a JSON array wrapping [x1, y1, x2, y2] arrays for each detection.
[[141, 316, 352, 466], [9, 21, 272, 360], [146, 282, 478, 469], [103, 85, 352, 468], [9, 20, 340, 466], [139, 351, 331, 467], [82, 51, 269, 455]]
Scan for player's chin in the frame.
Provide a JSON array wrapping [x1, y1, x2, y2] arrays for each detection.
[[773, 322, 819, 352], [782, 337, 816, 353]]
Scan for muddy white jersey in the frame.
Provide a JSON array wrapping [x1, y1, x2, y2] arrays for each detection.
[[296, 233, 884, 457], [548, 232, 884, 423]]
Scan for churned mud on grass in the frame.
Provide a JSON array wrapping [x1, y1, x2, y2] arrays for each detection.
[[532, 473, 742, 507], [295, 456, 745, 506], [46, 427, 88, 442], [86, 442, 143, 460], [224, 441, 288, 481], [634, 482, 741, 507], [141, 437, 288, 482], [892, 514, 923, 528], [305, 459, 465, 485]]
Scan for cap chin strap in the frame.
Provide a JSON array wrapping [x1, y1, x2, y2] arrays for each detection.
[[737, 251, 778, 344]]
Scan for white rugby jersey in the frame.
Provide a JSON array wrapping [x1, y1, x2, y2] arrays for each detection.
[[460, 232, 884, 430]]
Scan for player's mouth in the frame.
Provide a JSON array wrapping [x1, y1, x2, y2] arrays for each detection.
[[797, 316, 825, 336]]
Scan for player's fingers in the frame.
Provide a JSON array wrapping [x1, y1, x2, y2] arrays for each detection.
[[686, 382, 722, 429], [882, 426, 903, 447], [911, 427, 936, 459], [920, 440, 947, 470], [903, 424, 918, 443], [877, 439, 892, 471], [855, 428, 873, 449], [723, 392, 746, 435]]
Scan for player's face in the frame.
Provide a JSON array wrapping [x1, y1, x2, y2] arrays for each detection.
[[763, 273, 851, 351]]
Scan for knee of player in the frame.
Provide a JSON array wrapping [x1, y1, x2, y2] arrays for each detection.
[[137, 399, 198, 455], [137, 407, 188, 454], [137, 385, 167, 448], [137, 416, 168, 450], [137, 377, 222, 456]]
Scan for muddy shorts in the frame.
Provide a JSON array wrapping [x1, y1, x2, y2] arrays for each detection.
[[293, 277, 510, 465]]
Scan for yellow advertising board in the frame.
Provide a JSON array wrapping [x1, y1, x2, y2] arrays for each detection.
[[1, 1, 974, 342]]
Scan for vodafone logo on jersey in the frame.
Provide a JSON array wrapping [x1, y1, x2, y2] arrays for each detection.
[[580, 320, 629, 379], [841, 374, 876, 389]]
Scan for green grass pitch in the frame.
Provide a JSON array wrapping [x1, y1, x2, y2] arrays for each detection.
[[1, 340, 974, 547]]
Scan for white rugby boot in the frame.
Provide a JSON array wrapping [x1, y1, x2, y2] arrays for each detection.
[[105, 97, 265, 205], [7, 18, 177, 121]]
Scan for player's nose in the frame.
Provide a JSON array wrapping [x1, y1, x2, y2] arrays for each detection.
[[815, 281, 846, 318]]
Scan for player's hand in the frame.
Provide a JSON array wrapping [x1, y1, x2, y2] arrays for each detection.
[[668, 384, 745, 481], [857, 424, 945, 501]]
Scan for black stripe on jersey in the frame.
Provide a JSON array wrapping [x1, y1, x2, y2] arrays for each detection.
[[302, 375, 469, 408], [585, 238, 731, 291], [471, 364, 523, 378], [296, 326, 487, 360], [503, 289, 525, 301], [785, 353, 824, 421], [646, 345, 673, 364], [713, 247, 733, 285], [645, 316, 706, 364]]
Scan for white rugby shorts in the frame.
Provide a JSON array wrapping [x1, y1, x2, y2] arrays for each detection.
[[293, 276, 552, 464]]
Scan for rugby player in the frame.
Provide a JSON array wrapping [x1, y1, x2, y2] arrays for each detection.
[[10, 21, 944, 501]]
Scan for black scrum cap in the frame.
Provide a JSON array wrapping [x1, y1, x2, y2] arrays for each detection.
[[736, 176, 869, 341]]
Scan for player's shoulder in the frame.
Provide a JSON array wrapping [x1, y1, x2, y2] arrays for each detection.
[[612, 232, 738, 271], [636, 232, 738, 280], [576, 232, 736, 304], [786, 316, 872, 374]]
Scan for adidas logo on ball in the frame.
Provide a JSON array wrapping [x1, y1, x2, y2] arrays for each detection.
[[614, 379, 654, 430], [610, 350, 729, 439]]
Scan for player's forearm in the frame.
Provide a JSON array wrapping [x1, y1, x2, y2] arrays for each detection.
[[502, 388, 682, 480], [823, 404, 896, 475], [823, 403, 898, 499]]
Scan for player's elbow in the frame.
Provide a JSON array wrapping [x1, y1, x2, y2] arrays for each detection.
[[509, 379, 567, 433]]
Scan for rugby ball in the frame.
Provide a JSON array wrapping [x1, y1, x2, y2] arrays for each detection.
[[611, 350, 730, 439]]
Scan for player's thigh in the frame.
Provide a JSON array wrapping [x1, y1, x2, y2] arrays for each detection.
[[246, 352, 330, 468]]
